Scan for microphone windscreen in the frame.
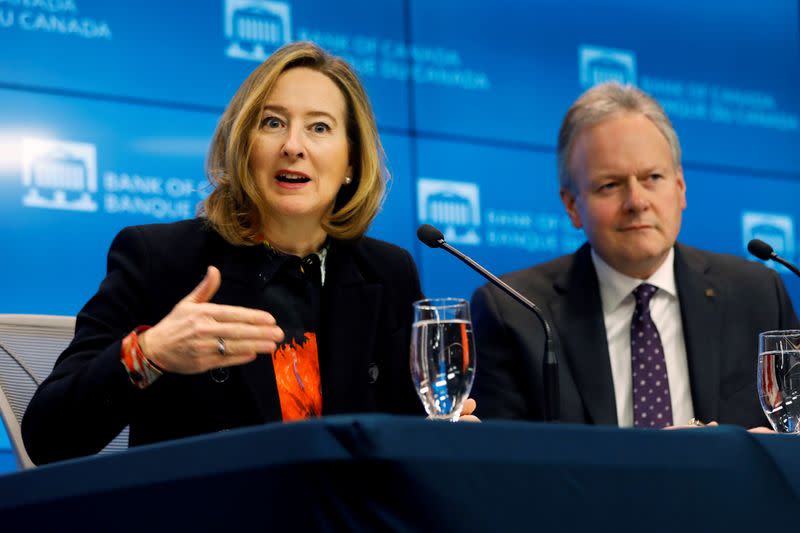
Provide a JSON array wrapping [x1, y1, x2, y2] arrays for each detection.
[[417, 224, 445, 248], [747, 239, 774, 260]]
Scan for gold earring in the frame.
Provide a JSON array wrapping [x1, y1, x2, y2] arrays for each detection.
[[344, 176, 352, 185]]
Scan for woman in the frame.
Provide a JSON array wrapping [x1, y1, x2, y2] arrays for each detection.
[[22, 42, 438, 465]]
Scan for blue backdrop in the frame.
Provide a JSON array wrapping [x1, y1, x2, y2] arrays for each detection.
[[1, 0, 799, 469]]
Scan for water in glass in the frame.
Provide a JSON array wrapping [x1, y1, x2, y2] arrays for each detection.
[[758, 330, 800, 433], [411, 298, 476, 421]]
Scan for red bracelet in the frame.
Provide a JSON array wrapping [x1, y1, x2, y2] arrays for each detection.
[[121, 326, 163, 389]]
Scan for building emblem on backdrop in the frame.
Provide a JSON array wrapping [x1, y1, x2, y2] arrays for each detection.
[[224, 0, 292, 62], [579, 45, 637, 88], [742, 211, 795, 269], [417, 178, 481, 245], [21, 138, 98, 212]]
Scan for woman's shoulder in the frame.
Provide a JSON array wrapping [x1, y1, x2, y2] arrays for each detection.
[[113, 218, 221, 249], [119, 217, 214, 240], [109, 218, 228, 266], [351, 236, 413, 258], [347, 236, 415, 266], [335, 236, 417, 281]]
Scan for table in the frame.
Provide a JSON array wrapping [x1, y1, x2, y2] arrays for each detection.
[[0, 416, 798, 531]]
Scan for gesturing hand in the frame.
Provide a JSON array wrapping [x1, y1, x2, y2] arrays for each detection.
[[138, 266, 284, 374]]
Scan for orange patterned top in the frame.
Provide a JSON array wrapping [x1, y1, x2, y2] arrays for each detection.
[[259, 240, 327, 422], [271, 332, 322, 421]]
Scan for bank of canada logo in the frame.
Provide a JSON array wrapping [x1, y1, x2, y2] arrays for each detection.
[[742, 211, 795, 269], [21, 138, 98, 212], [579, 45, 637, 88], [224, 0, 291, 62], [417, 178, 481, 245]]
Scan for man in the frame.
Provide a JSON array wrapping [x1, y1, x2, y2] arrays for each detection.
[[471, 82, 798, 429]]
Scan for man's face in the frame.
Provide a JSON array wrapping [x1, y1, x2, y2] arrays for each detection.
[[560, 112, 686, 279]]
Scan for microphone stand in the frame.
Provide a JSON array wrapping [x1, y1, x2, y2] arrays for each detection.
[[438, 240, 560, 422]]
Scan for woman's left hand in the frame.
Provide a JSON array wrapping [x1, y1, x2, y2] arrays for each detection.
[[458, 398, 481, 423]]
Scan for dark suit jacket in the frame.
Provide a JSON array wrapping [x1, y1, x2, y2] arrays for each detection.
[[23, 218, 423, 464], [471, 243, 799, 428]]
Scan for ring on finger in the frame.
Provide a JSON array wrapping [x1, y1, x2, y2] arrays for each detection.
[[217, 337, 226, 356]]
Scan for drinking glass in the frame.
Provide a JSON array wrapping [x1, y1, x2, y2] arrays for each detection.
[[411, 298, 476, 421], [758, 330, 800, 433]]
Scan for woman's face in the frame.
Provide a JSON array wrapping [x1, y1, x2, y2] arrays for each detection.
[[249, 67, 353, 228]]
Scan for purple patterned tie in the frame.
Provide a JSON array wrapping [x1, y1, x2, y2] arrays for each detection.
[[631, 283, 672, 428]]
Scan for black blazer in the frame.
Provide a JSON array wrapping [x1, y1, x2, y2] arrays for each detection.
[[23, 218, 423, 464], [471, 243, 799, 428]]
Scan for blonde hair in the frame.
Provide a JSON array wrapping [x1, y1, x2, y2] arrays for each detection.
[[202, 41, 388, 244], [557, 82, 681, 192]]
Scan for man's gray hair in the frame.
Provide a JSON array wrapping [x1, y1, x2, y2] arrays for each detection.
[[556, 82, 682, 192]]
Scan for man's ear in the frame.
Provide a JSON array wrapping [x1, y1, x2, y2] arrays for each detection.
[[560, 187, 583, 229], [676, 165, 687, 210]]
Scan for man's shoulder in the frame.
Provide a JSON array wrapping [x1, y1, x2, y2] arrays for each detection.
[[503, 252, 578, 285], [676, 243, 779, 280], [474, 249, 583, 301]]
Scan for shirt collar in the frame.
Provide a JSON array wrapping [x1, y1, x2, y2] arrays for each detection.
[[312, 245, 329, 286], [591, 247, 677, 314], [262, 240, 330, 287]]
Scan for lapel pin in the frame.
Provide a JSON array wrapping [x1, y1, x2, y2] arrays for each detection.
[[705, 288, 716, 298]]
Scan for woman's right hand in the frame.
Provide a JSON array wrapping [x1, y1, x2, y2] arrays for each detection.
[[138, 266, 284, 374]]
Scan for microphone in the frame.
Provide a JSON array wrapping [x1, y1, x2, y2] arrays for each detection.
[[747, 239, 800, 278], [417, 224, 559, 422]]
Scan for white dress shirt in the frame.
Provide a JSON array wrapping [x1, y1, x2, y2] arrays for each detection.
[[591, 248, 695, 427]]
